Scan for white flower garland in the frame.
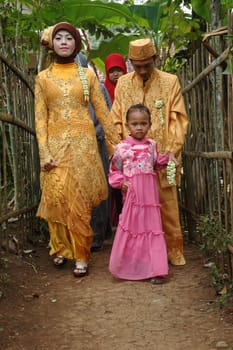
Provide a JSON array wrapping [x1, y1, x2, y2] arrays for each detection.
[[155, 98, 164, 126], [77, 57, 89, 102], [167, 160, 176, 185]]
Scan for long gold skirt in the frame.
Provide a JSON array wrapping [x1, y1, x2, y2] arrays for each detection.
[[48, 220, 93, 263]]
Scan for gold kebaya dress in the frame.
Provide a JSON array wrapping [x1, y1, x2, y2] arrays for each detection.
[[35, 62, 119, 263], [110, 69, 189, 265]]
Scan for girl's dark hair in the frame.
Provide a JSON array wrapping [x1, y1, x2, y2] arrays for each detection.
[[126, 103, 151, 122]]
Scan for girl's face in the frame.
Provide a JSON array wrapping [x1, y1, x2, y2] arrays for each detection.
[[126, 110, 151, 140], [53, 30, 75, 57], [108, 67, 124, 85]]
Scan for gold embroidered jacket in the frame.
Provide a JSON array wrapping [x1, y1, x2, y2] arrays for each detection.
[[35, 62, 119, 222]]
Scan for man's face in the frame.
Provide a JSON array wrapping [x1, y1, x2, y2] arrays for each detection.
[[131, 57, 155, 82]]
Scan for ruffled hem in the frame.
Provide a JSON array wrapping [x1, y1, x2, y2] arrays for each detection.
[[118, 222, 164, 238], [109, 226, 168, 280]]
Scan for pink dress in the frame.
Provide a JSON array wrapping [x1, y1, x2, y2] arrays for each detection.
[[108, 136, 169, 280]]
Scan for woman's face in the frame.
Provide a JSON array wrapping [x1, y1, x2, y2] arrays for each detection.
[[108, 67, 124, 85], [53, 30, 75, 57]]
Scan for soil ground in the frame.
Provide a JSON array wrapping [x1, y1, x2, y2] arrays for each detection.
[[0, 238, 233, 350]]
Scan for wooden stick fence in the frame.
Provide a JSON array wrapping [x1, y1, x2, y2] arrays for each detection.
[[180, 11, 233, 281], [0, 55, 40, 251]]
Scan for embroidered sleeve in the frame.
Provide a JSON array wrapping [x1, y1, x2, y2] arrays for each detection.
[[156, 152, 170, 170], [108, 146, 125, 189], [34, 75, 53, 167], [89, 72, 120, 156]]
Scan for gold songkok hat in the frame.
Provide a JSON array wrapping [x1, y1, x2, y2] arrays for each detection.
[[128, 38, 157, 60]]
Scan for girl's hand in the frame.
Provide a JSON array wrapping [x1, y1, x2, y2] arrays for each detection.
[[121, 181, 129, 193], [43, 159, 57, 172]]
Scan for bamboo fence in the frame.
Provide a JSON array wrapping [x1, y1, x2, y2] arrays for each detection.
[[0, 54, 40, 251], [180, 11, 233, 281]]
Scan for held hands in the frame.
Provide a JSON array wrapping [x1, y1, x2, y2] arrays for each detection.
[[43, 159, 57, 172], [167, 152, 179, 166], [166, 152, 178, 186], [121, 181, 129, 193]]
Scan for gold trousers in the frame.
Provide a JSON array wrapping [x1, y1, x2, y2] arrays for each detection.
[[158, 185, 186, 265], [48, 220, 93, 263]]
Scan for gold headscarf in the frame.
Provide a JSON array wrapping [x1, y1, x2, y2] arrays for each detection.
[[40, 25, 55, 49]]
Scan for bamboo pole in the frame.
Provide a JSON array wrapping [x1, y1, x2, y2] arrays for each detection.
[[0, 53, 34, 93], [0, 205, 38, 224], [182, 48, 229, 94], [183, 150, 232, 159], [0, 112, 35, 134]]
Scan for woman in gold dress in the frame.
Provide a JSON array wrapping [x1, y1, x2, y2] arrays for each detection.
[[35, 22, 119, 277]]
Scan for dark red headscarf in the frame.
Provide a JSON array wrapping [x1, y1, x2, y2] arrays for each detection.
[[104, 53, 127, 102]]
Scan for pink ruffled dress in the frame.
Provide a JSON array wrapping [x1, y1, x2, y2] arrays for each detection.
[[108, 136, 169, 280]]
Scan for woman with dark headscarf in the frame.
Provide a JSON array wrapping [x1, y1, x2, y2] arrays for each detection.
[[104, 53, 127, 226], [76, 52, 112, 251], [35, 22, 119, 277]]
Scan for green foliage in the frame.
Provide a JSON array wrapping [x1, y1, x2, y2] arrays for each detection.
[[198, 214, 233, 307], [198, 215, 232, 257], [191, 0, 210, 22], [0, 0, 232, 72], [210, 263, 233, 309], [159, 0, 202, 60], [129, 2, 166, 32], [162, 56, 187, 74], [0, 0, 50, 66]]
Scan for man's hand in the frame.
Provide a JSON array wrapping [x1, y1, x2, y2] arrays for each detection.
[[168, 152, 179, 166]]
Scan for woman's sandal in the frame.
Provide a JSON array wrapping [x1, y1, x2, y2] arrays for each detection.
[[73, 262, 88, 278], [53, 256, 67, 268]]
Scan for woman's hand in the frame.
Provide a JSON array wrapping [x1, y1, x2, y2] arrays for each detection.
[[43, 159, 57, 172], [121, 181, 129, 193]]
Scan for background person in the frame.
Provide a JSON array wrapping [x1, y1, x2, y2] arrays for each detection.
[[110, 38, 189, 266], [104, 53, 127, 227], [104, 53, 127, 102], [77, 52, 113, 252]]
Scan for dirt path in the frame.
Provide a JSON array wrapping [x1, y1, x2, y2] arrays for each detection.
[[0, 240, 233, 350]]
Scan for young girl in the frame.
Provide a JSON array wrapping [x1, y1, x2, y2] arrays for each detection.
[[108, 104, 178, 284]]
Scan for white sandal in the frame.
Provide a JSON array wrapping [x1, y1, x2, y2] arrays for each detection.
[[73, 262, 88, 278]]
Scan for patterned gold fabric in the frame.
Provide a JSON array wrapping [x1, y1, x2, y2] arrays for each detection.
[[110, 68, 189, 265], [35, 62, 119, 261]]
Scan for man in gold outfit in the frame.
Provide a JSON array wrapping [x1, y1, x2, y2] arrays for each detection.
[[110, 38, 189, 265]]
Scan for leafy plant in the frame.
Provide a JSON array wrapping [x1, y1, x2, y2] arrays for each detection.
[[198, 215, 233, 307], [198, 215, 232, 257]]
